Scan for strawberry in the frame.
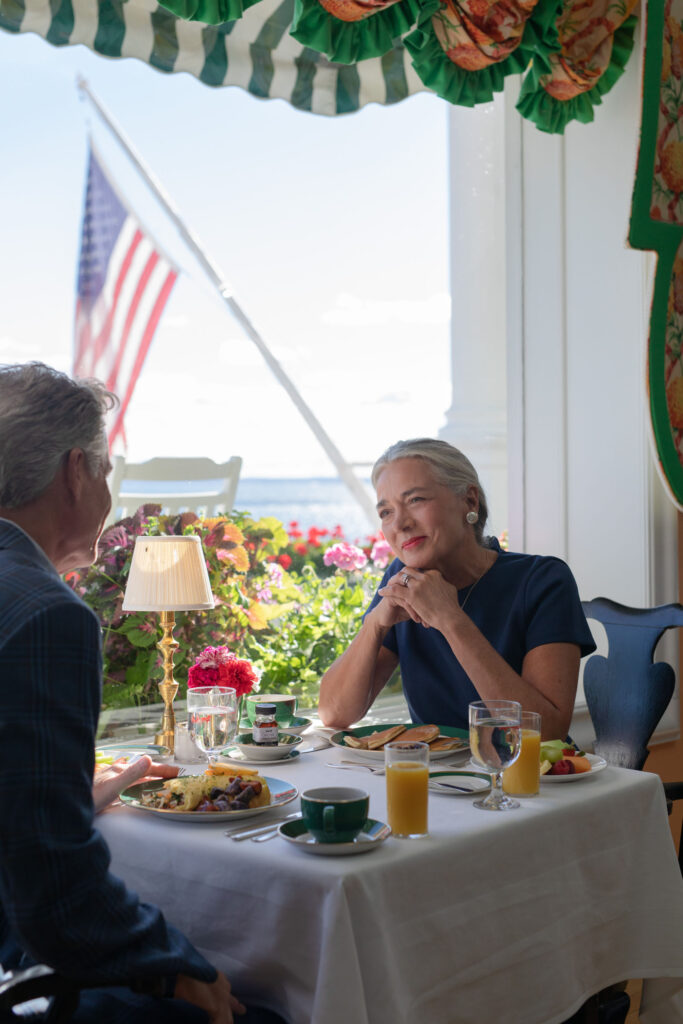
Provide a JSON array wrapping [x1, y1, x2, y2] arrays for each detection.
[[549, 758, 575, 776]]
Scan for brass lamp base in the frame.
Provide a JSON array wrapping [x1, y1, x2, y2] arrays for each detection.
[[156, 609, 179, 755]]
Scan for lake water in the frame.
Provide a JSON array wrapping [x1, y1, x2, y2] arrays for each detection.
[[235, 477, 378, 543]]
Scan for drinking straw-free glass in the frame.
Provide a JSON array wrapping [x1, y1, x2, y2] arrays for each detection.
[[385, 741, 429, 838], [187, 686, 237, 765], [502, 711, 542, 797], [468, 700, 522, 810]]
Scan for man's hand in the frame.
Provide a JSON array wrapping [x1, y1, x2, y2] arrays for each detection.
[[92, 756, 179, 813], [174, 972, 245, 1024]]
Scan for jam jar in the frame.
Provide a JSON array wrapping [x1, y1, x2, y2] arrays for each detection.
[[253, 703, 279, 746]]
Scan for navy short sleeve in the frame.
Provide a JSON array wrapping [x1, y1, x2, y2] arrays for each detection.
[[361, 548, 595, 730]]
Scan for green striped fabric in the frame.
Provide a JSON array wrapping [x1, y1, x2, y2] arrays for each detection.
[[0, 0, 426, 114]]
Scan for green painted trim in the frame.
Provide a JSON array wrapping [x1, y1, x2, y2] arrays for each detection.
[[629, 0, 683, 505]]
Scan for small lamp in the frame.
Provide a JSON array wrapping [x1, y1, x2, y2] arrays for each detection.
[[122, 535, 214, 753]]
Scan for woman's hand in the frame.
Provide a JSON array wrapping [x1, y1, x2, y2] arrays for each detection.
[[92, 756, 179, 813], [378, 569, 461, 630], [174, 972, 245, 1024]]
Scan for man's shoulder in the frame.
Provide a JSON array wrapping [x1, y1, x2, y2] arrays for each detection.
[[0, 545, 96, 649]]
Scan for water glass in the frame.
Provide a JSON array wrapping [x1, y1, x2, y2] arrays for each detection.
[[468, 700, 522, 811], [187, 686, 237, 764], [384, 741, 429, 838]]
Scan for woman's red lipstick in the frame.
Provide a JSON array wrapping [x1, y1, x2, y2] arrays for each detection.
[[403, 536, 426, 550]]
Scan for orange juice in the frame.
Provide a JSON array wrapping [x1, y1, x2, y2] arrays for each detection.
[[386, 761, 428, 837], [502, 728, 541, 796]]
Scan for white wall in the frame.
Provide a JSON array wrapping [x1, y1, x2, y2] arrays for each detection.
[[505, 27, 680, 743], [444, 24, 680, 745]]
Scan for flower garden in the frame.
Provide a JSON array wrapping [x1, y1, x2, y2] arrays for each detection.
[[64, 505, 396, 711]]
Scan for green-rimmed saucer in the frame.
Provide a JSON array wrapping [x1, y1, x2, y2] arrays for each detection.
[[428, 770, 491, 794], [279, 816, 391, 855]]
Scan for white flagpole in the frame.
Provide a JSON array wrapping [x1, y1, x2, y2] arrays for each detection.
[[76, 77, 378, 529]]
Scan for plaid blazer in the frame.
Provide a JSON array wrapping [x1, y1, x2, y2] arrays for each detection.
[[0, 519, 215, 991]]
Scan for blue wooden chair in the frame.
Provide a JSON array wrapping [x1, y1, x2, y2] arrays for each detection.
[[581, 597, 683, 771], [564, 598, 683, 1024]]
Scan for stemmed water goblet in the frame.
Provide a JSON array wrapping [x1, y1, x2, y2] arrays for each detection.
[[468, 699, 522, 810], [187, 686, 238, 765]]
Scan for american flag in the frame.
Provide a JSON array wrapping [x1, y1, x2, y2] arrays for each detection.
[[73, 145, 178, 448]]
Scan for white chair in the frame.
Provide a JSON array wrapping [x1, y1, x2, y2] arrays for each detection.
[[106, 456, 242, 525]]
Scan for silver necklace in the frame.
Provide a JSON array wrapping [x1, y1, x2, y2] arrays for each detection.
[[460, 557, 491, 611]]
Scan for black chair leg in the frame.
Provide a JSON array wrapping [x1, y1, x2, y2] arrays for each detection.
[[563, 985, 630, 1024]]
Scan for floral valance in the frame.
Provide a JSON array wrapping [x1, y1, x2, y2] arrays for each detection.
[[0, 0, 637, 130], [158, 0, 639, 131]]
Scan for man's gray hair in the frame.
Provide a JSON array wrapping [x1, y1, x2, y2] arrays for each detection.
[[0, 362, 118, 509], [371, 437, 489, 543]]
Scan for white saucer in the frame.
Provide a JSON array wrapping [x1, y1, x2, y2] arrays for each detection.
[[222, 748, 301, 766]]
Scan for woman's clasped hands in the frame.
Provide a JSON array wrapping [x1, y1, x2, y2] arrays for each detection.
[[377, 568, 463, 631]]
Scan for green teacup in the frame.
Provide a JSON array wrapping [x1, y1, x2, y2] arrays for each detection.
[[245, 693, 297, 727], [301, 787, 369, 843]]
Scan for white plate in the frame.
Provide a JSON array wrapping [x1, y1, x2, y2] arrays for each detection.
[[428, 771, 491, 794], [540, 753, 608, 782], [329, 725, 469, 762], [95, 743, 172, 764], [278, 817, 391, 855], [222, 748, 302, 766], [120, 775, 298, 821]]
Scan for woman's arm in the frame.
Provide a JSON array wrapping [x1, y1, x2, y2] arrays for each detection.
[[379, 569, 580, 739], [317, 610, 400, 729]]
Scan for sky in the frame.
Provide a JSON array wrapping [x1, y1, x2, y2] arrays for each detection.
[[0, 25, 451, 478]]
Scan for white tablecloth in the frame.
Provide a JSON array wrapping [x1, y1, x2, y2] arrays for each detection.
[[97, 742, 683, 1024]]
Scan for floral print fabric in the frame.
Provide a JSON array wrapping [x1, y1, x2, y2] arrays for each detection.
[[430, 0, 539, 72]]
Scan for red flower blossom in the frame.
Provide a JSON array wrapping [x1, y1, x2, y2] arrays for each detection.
[[187, 645, 258, 697], [277, 553, 292, 569]]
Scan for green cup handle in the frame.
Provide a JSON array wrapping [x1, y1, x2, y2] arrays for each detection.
[[323, 805, 336, 835]]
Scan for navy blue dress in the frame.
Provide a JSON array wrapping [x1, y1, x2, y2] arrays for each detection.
[[364, 540, 596, 731]]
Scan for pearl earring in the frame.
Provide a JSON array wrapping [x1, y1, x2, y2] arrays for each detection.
[[466, 510, 479, 525]]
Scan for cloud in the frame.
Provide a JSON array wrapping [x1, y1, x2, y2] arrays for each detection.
[[321, 292, 451, 327]]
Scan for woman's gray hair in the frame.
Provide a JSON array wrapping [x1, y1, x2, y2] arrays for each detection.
[[371, 437, 489, 543], [0, 362, 118, 509]]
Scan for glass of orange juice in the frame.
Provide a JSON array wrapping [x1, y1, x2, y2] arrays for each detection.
[[385, 741, 429, 838], [502, 711, 541, 797]]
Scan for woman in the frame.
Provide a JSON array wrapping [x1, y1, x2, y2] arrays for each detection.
[[318, 438, 595, 740]]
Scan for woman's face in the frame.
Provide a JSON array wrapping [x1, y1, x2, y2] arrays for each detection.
[[374, 457, 477, 571]]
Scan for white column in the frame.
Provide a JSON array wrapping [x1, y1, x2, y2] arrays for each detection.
[[440, 97, 508, 540]]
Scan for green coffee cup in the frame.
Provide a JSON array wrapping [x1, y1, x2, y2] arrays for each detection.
[[301, 787, 369, 843], [245, 693, 297, 727]]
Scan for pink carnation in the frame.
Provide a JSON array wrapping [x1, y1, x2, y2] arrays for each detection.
[[187, 645, 258, 698], [370, 538, 393, 568], [323, 542, 368, 572]]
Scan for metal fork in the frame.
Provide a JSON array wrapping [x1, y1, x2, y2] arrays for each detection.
[[326, 761, 385, 775]]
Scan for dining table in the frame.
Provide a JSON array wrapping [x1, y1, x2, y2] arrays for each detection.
[[97, 729, 683, 1024]]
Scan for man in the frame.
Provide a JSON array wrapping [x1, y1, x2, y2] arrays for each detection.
[[0, 363, 277, 1024]]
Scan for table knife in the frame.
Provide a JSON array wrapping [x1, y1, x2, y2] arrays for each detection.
[[225, 813, 301, 840]]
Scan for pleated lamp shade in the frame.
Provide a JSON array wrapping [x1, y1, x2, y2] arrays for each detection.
[[122, 535, 214, 611]]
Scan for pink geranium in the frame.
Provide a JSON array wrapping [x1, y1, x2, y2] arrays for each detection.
[[187, 645, 258, 698], [323, 542, 368, 572], [370, 538, 393, 568]]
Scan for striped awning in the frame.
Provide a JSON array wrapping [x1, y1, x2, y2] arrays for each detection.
[[0, 0, 426, 115], [0, 0, 639, 129]]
